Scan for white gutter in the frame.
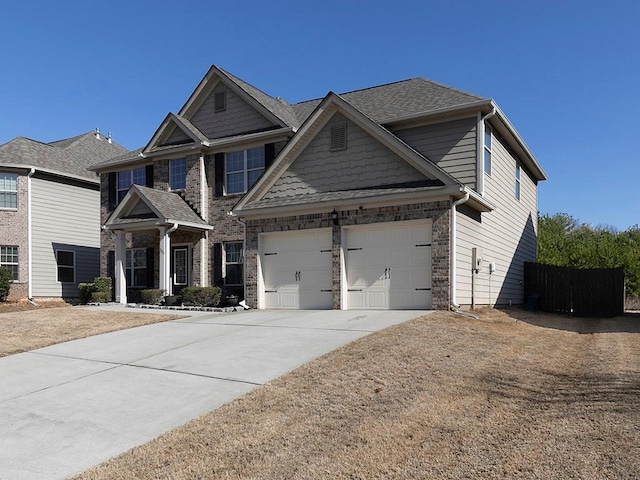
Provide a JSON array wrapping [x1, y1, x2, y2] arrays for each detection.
[[27, 168, 35, 300], [450, 191, 470, 309], [477, 107, 496, 196]]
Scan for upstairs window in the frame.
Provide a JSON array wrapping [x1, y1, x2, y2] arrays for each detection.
[[169, 158, 187, 191], [0, 173, 18, 209], [214, 91, 226, 112], [224, 242, 243, 285], [0, 246, 19, 280], [56, 250, 75, 283], [484, 123, 492, 175], [515, 163, 521, 201], [225, 147, 265, 195], [117, 168, 146, 203]]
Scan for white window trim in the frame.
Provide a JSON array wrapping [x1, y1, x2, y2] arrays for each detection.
[[484, 123, 492, 176], [56, 249, 75, 283], [223, 242, 244, 286], [169, 158, 187, 191], [515, 162, 521, 201], [0, 172, 18, 209], [117, 168, 146, 203], [225, 147, 265, 195], [0, 245, 19, 281]]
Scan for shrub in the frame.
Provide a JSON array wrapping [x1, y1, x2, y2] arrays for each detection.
[[141, 289, 165, 305], [91, 291, 112, 303], [180, 286, 221, 307], [0, 266, 12, 301], [78, 283, 95, 304], [93, 277, 112, 294]]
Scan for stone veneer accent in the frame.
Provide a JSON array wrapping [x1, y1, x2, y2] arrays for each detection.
[[244, 200, 451, 310]]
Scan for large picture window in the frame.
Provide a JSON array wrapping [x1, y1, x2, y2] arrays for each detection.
[[224, 242, 243, 285], [56, 250, 75, 283], [126, 248, 148, 287], [225, 147, 265, 194], [169, 158, 187, 191], [0, 173, 18, 209], [0, 246, 18, 280], [117, 168, 146, 203]]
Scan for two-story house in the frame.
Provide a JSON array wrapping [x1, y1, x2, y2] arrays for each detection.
[[91, 66, 546, 309], [0, 131, 127, 300]]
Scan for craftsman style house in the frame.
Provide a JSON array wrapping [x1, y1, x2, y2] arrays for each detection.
[[0, 131, 127, 299], [91, 66, 546, 309]]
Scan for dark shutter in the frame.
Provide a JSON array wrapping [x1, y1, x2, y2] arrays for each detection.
[[108, 172, 117, 210], [265, 143, 275, 168], [214, 153, 225, 197], [213, 243, 223, 287], [146, 247, 154, 288], [145, 164, 154, 188], [107, 250, 115, 302]]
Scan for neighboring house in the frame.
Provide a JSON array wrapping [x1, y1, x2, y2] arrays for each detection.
[[0, 131, 127, 300], [91, 65, 546, 309]]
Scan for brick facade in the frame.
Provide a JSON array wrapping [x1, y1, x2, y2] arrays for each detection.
[[0, 173, 29, 299]]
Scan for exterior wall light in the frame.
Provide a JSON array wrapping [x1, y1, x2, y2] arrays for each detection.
[[331, 209, 339, 225]]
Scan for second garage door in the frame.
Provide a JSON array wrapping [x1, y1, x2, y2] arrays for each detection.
[[344, 220, 432, 309], [260, 229, 333, 309]]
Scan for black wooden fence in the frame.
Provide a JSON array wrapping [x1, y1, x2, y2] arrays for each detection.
[[524, 262, 625, 317]]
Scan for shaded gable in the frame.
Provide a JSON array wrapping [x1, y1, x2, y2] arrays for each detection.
[[190, 82, 277, 139], [263, 112, 431, 200]]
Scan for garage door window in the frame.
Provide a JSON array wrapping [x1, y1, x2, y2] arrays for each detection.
[[225, 242, 243, 285]]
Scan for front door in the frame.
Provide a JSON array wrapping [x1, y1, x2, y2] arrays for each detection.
[[171, 246, 190, 294]]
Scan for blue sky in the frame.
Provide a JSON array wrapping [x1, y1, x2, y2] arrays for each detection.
[[1, 1, 638, 230]]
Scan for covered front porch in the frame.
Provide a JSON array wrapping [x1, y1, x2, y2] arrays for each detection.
[[103, 185, 213, 304]]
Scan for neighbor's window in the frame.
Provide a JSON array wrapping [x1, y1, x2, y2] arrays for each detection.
[[225, 147, 265, 194], [126, 248, 147, 287], [484, 123, 492, 175], [0, 173, 18, 209], [224, 242, 243, 285], [0, 246, 19, 280], [169, 158, 187, 190], [515, 162, 521, 201], [117, 168, 146, 203], [56, 250, 75, 283]]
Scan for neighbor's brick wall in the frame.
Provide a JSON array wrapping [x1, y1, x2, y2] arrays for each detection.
[[0, 173, 29, 299], [245, 200, 451, 310]]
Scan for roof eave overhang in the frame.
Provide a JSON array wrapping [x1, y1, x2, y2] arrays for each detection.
[[0, 163, 99, 184], [382, 99, 494, 127], [103, 218, 213, 232]]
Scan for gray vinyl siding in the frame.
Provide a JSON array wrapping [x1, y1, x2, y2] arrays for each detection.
[[164, 126, 191, 146], [455, 131, 538, 306], [191, 83, 276, 139], [31, 177, 100, 297], [264, 113, 429, 199], [392, 117, 477, 189]]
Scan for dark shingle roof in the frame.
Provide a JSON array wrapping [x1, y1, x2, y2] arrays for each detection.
[[0, 132, 128, 181], [130, 185, 209, 226]]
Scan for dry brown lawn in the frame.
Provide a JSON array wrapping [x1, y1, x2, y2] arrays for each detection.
[[0, 301, 184, 357], [73, 308, 640, 480]]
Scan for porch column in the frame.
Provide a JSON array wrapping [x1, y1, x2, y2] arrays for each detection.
[[114, 230, 127, 304], [159, 226, 172, 295]]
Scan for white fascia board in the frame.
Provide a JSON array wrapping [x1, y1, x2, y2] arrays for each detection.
[[205, 127, 294, 152], [0, 163, 99, 185], [382, 99, 493, 127]]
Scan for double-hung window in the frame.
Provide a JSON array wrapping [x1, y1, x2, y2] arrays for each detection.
[[117, 168, 146, 203], [484, 123, 492, 175], [56, 250, 75, 283], [515, 163, 521, 201], [225, 147, 265, 195], [224, 242, 243, 285], [0, 173, 18, 209], [126, 248, 147, 287], [169, 158, 187, 191], [0, 246, 19, 280]]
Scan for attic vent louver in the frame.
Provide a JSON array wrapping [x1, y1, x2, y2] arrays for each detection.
[[330, 124, 347, 151], [214, 91, 226, 112]]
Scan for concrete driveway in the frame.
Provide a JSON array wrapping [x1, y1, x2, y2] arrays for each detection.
[[0, 308, 426, 480]]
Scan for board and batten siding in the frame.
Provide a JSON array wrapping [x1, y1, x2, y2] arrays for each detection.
[[190, 83, 276, 140], [31, 177, 101, 297], [392, 117, 477, 189], [456, 130, 538, 306], [264, 113, 429, 199]]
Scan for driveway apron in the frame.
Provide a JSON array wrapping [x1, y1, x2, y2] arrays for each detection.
[[0, 308, 425, 480]]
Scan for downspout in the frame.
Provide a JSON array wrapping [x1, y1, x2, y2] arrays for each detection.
[[450, 191, 469, 310], [477, 107, 497, 196], [27, 168, 35, 300], [164, 223, 178, 295]]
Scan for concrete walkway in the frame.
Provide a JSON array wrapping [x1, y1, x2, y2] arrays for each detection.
[[0, 308, 427, 480]]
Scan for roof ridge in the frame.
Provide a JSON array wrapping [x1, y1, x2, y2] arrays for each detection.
[[293, 78, 423, 106], [415, 77, 486, 101]]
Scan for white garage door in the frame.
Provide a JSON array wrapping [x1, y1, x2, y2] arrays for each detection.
[[345, 220, 432, 309], [260, 229, 333, 309]]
